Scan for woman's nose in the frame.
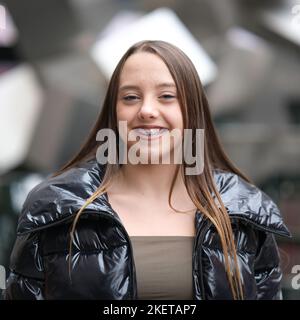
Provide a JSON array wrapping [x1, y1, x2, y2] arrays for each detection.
[[137, 100, 159, 120]]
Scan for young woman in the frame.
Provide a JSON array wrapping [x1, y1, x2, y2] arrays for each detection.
[[4, 40, 291, 300]]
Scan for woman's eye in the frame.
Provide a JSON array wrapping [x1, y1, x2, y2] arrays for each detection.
[[160, 94, 175, 99], [123, 95, 139, 101]]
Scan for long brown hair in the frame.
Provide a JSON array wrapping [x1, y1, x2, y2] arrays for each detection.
[[52, 40, 251, 299]]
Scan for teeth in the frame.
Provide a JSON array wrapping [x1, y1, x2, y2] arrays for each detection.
[[134, 128, 167, 136]]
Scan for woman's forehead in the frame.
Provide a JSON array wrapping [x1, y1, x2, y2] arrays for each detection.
[[119, 82, 176, 92], [119, 53, 173, 81]]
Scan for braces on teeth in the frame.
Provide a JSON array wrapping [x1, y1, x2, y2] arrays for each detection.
[[135, 128, 167, 136]]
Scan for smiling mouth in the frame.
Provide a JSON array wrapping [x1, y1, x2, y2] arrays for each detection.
[[133, 128, 168, 135], [132, 128, 169, 139]]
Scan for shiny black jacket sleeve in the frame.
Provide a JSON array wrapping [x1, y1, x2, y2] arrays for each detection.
[[254, 231, 283, 300], [3, 232, 45, 300]]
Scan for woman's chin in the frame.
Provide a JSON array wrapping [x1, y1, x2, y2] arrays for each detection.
[[127, 146, 177, 165]]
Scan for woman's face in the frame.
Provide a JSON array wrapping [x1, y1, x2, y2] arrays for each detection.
[[116, 52, 184, 164]]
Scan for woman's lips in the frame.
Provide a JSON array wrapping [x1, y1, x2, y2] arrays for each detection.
[[131, 128, 169, 140]]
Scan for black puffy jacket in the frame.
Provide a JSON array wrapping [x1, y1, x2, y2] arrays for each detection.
[[3, 157, 291, 300]]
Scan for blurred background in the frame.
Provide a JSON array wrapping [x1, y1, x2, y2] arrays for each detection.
[[0, 0, 299, 299]]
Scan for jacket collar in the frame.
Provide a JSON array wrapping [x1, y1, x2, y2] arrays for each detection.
[[17, 157, 291, 238], [211, 168, 291, 237]]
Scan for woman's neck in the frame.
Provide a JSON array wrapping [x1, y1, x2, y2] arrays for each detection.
[[117, 163, 183, 201], [107, 163, 197, 213]]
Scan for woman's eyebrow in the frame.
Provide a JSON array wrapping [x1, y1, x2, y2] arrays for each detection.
[[156, 82, 176, 88], [119, 82, 176, 91]]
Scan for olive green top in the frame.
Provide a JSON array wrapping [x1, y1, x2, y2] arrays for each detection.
[[130, 236, 195, 300]]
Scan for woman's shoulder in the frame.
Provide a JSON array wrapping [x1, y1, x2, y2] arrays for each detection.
[[212, 168, 291, 238], [16, 157, 106, 236]]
